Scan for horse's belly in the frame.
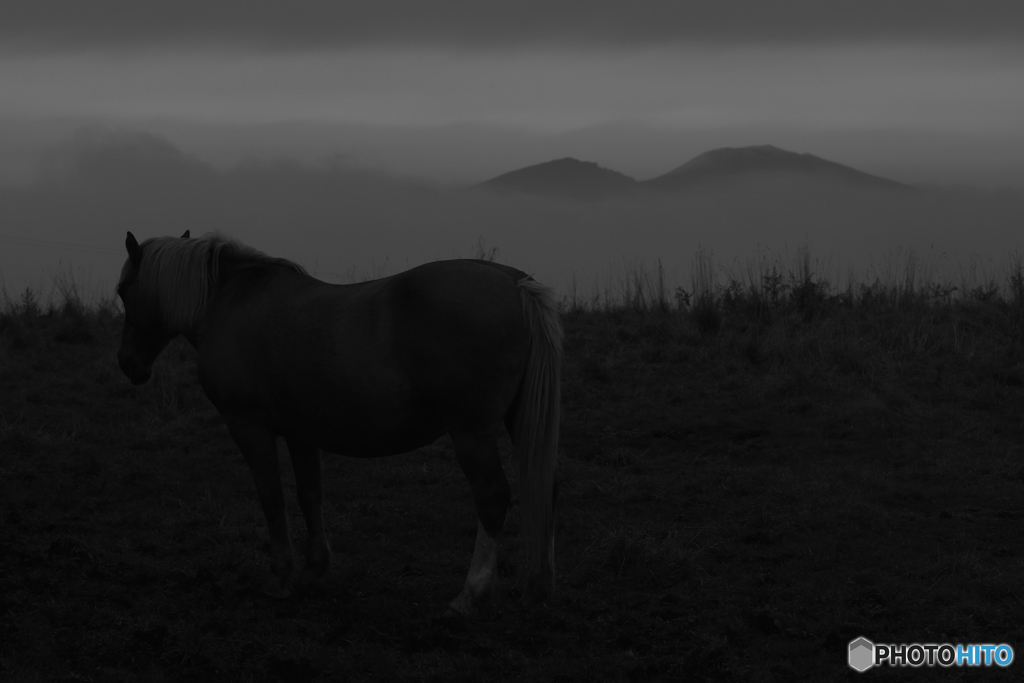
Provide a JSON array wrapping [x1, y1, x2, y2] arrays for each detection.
[[319, 425, 447, 457], [278, 387, 445, 457]]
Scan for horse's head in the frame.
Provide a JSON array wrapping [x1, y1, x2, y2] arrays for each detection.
[[116, 230, 190, 384]]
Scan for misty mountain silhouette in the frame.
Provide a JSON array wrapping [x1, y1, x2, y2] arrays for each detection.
[[641, 144, 912, 192], [479, 145, 912, 200], [39, 128, 218, 195], [478, 157, 637, 200]]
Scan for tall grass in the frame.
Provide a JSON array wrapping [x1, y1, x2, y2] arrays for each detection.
[[0, 265, 120, 348], [5, 245, 1024, 365], [553, 246, 1024, 385], [688, 247, 720, 333], [560, 245, 1024, 317]]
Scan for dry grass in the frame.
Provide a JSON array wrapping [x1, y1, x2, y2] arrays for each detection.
[[2, 252, 1024, 681]]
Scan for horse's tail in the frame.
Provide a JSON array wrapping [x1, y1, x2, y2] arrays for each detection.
[[513, 276, 563, 602]]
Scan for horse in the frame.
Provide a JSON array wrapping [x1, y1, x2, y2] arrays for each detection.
[[115, 230, 562, 616]]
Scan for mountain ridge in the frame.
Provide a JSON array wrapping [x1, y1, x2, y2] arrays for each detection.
[[478, 144, 914, 200], [477, 156, 637, 200], [641, 144, 912, 192]]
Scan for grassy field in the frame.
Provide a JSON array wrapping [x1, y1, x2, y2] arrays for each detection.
[[2, 259, 1023, 681]]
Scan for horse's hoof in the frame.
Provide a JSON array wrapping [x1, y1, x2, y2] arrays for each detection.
[[443, 606, 467, 620], [296, 567, 326, 586], [522, 574, 553, 607], [302, 546, 331, 581], [448, 589, 499, 620], [261, 576, 293, 599], [520, 591, 554, 610], [447, 590, 475, 618]]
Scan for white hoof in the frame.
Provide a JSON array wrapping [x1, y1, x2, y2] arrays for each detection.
[[447, 588, 476, 617]]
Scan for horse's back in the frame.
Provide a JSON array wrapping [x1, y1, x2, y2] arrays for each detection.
[[199, 260, 533, 450], [388, 259, 528, 328]]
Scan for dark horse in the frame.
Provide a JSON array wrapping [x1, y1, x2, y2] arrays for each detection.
[[116, 231, 561, 615]]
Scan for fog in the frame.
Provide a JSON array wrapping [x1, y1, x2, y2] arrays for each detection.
[[1, 128, 1021, 307], [5, 117, 1024, 190]]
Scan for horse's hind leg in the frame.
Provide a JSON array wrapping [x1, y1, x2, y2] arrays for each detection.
[[448, 431, 510, 617], [285, 437, 331, 583], [225, 417, 295, 598]]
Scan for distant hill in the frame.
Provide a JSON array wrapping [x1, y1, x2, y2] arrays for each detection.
[[476, 145, 913, 200], [478, 157, 637, 200], [640, 144, 912, 193]]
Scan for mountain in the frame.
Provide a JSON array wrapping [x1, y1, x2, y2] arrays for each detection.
[[476, 145, 914, 200], [640, 144, 912, 193], [478, 157, 637, 200]]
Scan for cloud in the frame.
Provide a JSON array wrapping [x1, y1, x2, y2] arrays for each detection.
[[2, 1, 1023, 51], [4, 45, 1022, 142]]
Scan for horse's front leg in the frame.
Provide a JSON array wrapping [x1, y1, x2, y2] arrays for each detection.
[[226, 417, 295, 597], [285, 437, 331, 583]]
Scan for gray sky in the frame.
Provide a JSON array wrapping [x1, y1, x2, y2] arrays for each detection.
[[1, 2, 1023, 301], [3, 1, 1024, 49], [2, 2, 1023, 185]]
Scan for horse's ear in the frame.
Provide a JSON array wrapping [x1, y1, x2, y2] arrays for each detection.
[[180, 230, 190, 239], [126, 231, 141, 266]]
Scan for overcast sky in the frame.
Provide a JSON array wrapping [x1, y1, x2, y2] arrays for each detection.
[[3, 2, 1024, 49], [1, 2, 1023, 186]]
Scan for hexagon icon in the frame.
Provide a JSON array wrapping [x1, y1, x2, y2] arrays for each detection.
[[848, 637, 874, 672]]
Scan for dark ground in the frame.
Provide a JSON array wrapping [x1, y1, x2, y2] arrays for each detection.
[[1, 287, 1023, 681]]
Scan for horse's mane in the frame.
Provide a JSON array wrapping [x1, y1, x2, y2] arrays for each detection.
[[120, 232, 307, 333]]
